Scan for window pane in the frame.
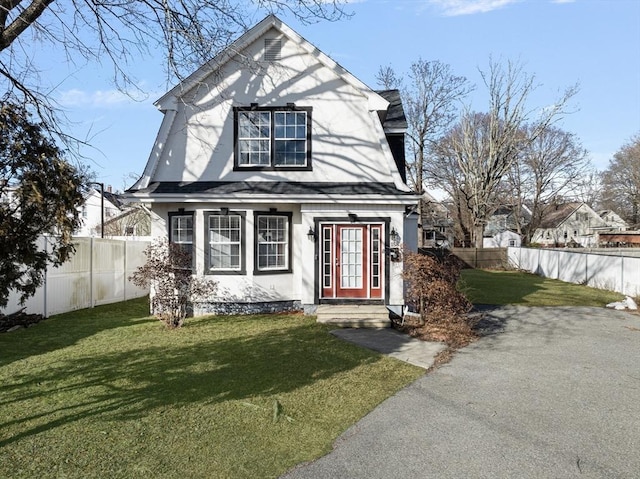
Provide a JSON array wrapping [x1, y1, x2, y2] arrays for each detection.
[[275, 140, 306, 166], [170, 215, 193, 270], [256, 215, 289, 270], [273, 111, 306, 166], [208, 214, 242, 271], [171, 215, 193, 244], [238, 112, 271, 165]]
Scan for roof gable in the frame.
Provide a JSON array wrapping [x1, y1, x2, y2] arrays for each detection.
[[538, 203, 583, 229], [155, 15, 388, 113], [537, 202, 609, 229]]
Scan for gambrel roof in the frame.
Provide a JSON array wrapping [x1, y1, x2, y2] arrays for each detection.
[[127, 14, 412, 201], [376, 89, 407, 132]]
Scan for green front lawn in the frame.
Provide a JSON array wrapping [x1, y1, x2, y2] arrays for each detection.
[[0, 298, 423, 479], [460, 269, 624, 307]]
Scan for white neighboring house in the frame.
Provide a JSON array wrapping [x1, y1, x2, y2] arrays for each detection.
[[482, 206, 526, 248], [75, 187, 121, 237], [530, 202, 608, 247], [483, 231, 522, 248], [125, 15, 417, 316], [599, 210, 628, 232]]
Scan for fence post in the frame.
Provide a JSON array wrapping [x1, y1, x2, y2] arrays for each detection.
[[43, 236, 49, 317], [123, 240, 127, 302], [90, 237, 94, 308], [585, 253, 588, 286]]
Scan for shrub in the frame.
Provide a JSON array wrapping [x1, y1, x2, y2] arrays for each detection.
[[129, 238, 217, 328], [401, 250, 475, 347]]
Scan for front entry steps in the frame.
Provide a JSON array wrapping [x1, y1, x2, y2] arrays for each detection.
[[315, 304, 391, 328]]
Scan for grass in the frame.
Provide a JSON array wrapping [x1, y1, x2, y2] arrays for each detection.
[[460, 268, 624, 307], [0, 298, 423, 479]]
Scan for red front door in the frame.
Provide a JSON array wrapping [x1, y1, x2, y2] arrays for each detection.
[[320, 224, 383, 299]]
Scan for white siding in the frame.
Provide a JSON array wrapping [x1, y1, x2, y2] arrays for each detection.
[[151, 27, 395, 186]]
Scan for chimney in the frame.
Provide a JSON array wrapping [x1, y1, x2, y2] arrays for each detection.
[[107, 185, 112, 193]]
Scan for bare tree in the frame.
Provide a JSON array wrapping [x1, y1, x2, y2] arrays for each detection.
[[0, 0, 347, 147], [507, 125, 590, 243], [601, 133, 640, 226], [375, 65, 402, 90], [428, 60, 578, 246], [572, 167, 603, 209], [377, 60, 472, 246], [431, 111, 498, 247]]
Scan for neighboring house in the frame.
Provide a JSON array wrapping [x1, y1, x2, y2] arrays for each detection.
[[102, 204, 152, 239], [75, 187, 122, 237], [482, 206, 526, 248], [125, 15, 417, 316], [530, 202, 608, 247], [599, 210, 628, 232], [483, 230, 521, 248], [420, 191, 454, 248]]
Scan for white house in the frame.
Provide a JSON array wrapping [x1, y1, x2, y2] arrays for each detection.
[[75, 187, 122, 237], [125, 15, 417, 317], [599, 210, 628, 232], [531, 202, 608, 247], [482, 206, 525, 248], [483, 231, 522, 248]]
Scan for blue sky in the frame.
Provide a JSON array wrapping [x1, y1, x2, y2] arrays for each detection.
[[44, 0, 640, 191]]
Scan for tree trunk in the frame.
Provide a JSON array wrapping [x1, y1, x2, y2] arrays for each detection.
[[473, 224, 485, 248]]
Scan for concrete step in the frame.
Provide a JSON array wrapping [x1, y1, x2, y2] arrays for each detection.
[[315, 304, 391, 328]]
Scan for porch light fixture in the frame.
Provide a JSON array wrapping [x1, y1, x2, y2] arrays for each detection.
[[220, 207, 229, 215], [348, 213, 357, 223], [390, 227, 400, 243], [307, 227, 316, 241]]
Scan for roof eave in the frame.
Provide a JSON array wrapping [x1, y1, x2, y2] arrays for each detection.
[[124, 192, 419, 205]]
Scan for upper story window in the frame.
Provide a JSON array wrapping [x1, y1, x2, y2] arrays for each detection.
[[234, 106, 312, 171]]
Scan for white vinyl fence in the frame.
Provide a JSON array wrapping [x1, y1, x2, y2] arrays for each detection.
[[508, 247, 640, 297], [2, 237, 150, 317]]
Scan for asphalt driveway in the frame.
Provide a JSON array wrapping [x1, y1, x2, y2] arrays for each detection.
[[282, 306, 640, 478]]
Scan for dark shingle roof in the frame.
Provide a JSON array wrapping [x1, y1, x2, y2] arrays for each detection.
[[129, 181, 413, 196], [376, 90, 407, 130], [538, 202, 582, 229]]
